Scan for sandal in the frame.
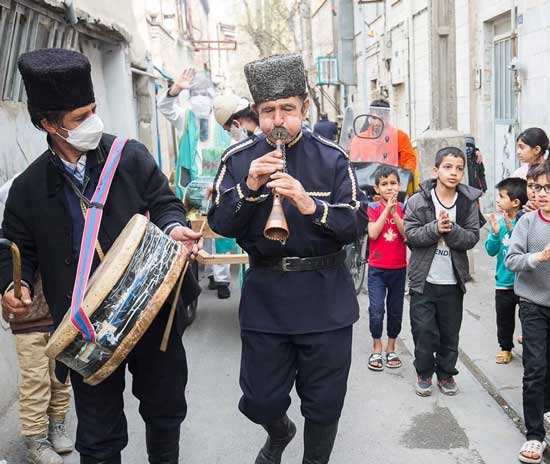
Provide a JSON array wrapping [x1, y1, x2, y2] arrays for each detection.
[[386, 352, 402, 369], [519, 440, 546, 463], [496, 350, 513, 364], [368, 352, 384, 371]]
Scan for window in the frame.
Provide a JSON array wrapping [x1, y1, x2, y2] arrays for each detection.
[[0, 0, 80, 102], [494, 37, 515, 122]]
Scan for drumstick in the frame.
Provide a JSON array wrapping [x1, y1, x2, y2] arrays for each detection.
[[160, 220, 206, 352]]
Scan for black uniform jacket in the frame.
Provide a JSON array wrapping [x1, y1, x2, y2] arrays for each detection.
[[0, 133, 200, 333], [208, 130, 364, 334]]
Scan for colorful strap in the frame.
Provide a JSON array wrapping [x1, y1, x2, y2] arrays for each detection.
[[69, 137, 128, 342]]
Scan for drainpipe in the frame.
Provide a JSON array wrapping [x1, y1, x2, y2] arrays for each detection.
[[360, 3, 369, 110]]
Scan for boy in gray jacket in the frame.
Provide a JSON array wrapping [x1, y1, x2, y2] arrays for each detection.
[[404, 147, 482, 397], [506, 161, 550, 464]]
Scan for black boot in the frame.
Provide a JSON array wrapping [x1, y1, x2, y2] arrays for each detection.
[[302, 420, 339, 464], [255, 415, 297, 464], [145, 425, 180, 464], [81, 454, 121, 464]]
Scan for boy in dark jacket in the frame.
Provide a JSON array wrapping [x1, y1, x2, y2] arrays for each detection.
[[404, 147, 482, 397]]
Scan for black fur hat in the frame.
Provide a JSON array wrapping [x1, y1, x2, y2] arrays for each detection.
[[18, 48, 95, 111], [244, 53, 307, 104]]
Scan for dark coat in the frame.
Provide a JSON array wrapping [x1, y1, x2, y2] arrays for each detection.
[[404, 179, 484, 294], [208, 131, 363, 334], [0, 133, 200, 333]]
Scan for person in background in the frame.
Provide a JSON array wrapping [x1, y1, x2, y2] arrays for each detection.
[[513, 128, 548, 179], [1, 177, 73, 464], [404, 147, 482, 397], [214, 94, 261, 141], [523, 164, 541, 214], [159, 68, 233, 299], [366, 165, 407, 372], [369, 99, 417, 173], [485, 177, 527, 364], [506, 161, 550, 464], [313, 113, 338, 141]]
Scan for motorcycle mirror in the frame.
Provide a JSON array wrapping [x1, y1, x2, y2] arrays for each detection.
[[353, 114, 385, 139]]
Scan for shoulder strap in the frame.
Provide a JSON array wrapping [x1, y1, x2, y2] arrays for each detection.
[[69, 137, 128, 342]]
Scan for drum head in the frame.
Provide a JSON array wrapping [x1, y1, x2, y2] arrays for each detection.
[[45, 215, 148, 359]]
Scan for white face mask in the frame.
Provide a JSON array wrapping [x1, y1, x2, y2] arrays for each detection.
[[229, 123, 247, 141], [56, 113, 104, 152]]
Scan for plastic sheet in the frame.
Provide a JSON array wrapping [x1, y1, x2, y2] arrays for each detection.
[[183, 175, 215, 213], [57, 222, 180, 378]]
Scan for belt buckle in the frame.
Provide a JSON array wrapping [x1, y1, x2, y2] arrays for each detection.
[[281, 257, 299, 272]]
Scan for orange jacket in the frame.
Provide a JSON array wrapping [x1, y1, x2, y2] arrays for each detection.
[[397, 129, 417, 172]]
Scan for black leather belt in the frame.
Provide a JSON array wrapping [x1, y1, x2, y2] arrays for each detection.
[[249, 250, 346, 272]]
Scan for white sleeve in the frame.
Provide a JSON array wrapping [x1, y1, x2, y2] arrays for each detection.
[[157, 92, 188, 136]]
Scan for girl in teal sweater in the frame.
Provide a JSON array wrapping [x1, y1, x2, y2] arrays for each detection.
[[485, 177, 527, 364]]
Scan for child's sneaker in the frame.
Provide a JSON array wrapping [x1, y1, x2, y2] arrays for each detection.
[[437, 376, 458, 396], [496, 350, 513, 364], [416, 376, 433, 397]]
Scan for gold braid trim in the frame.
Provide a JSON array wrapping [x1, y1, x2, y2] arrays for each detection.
[[236, 183, 244, 200], [214, 164, 227, 206], [320, 201, 329, 225], [244, 194, 269, 203], [307, 191, 331, 198], [347, 164, 360, 209]]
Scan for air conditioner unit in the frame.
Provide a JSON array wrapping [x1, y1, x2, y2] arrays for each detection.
[[316, 56, 339, 85]]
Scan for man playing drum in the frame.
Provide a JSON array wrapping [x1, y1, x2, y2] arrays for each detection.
[[208, 53, 365, 464], [0, 48, 201, 464]]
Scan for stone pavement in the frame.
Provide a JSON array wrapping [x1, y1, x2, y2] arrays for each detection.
[[0, 225, 543, 463]]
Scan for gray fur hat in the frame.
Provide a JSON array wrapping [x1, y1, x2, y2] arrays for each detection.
[[244, 53, 307, 104]]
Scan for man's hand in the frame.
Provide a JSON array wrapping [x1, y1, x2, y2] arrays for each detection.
[[266, 172, 316, 215], [168, 68, 196, 97], [247, 151, 285, 192], [437, 210, 453, 234], [488, 213, 500, 235], [536, 244, 550, 263], [1, 286, 32, 322], [170, 226, 203, 260]]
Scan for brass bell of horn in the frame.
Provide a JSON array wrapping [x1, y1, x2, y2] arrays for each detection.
[[264, 127, 290, 242]]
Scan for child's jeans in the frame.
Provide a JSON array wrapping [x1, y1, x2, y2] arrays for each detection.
[[519, 301, 550, 441], [15, 331, 71, 436], [495, 288, 519, 351], [367, 266, 406, 339], [410, 283, 464, 379]]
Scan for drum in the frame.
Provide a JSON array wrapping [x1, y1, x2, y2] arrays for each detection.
[[45, 214, 186, 385], [183, 176, 215, 214]]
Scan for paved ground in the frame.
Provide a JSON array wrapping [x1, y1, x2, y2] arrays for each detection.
[[0, 228, 543, 463]]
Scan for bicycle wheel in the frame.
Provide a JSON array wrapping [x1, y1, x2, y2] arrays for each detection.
[[347, 235, 368, 295]]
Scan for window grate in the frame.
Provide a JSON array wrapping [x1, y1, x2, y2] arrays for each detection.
[[0, 0, 82, 102], [494, 37, 516, 122]]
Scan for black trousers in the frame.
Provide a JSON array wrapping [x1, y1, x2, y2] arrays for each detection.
[[495, 289, 519, 351], [410, 283, 464, 379], [519, 301, 550, 441], [70, 307, 188, 460], [239, 326, 353, 426]]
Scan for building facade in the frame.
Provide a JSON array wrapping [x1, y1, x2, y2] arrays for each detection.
[[349, 0, 550, 209]]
